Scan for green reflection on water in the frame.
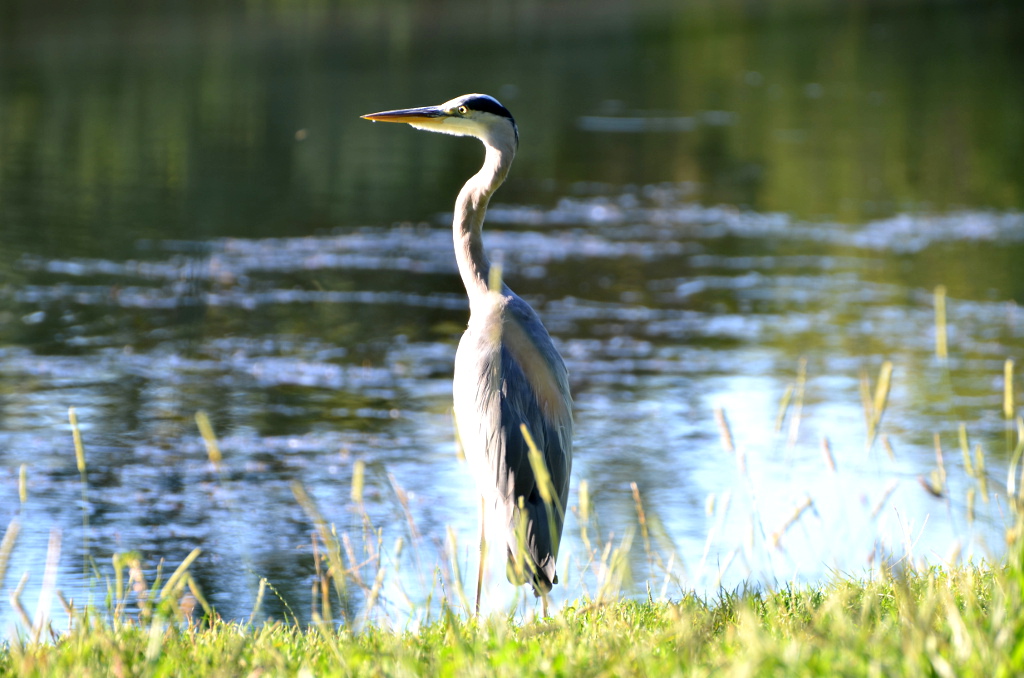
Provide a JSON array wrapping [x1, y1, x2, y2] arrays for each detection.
[[1, 0, 1020, 262]]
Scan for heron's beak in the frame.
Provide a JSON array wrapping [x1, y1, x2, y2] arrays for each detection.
[[361, 105, 448, 124]]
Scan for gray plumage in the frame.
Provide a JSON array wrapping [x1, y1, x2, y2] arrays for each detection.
[[362, 94, 573, 598]]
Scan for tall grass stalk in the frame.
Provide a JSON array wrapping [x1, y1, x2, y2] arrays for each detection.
[[0, 520, 20, 595], [291, 482, 351, 623], [1007, 417, 1024, 511], [68, 408, 88, 573], [1005, 359, 1015, 419], [194, 410, 223, 467], [865, 360, 893, 450], [1006, 359, 1017, 465], [935, 284, 949, 360]]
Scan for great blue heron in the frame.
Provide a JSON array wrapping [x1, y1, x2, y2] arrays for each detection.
[[362, 94, 573, 613]]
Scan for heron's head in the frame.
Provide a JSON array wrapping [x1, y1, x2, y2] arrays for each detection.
[[362, 93, 518, 153]]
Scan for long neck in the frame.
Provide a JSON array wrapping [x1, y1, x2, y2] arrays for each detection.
[[453, 142, 513, 303]]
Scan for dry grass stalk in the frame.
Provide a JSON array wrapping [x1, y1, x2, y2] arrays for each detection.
[[195, 410, 223, 466], [935, 285, 948, 359], [820, 436, 836, 472]]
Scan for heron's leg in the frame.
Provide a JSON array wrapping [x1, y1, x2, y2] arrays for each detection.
[[475, 495, 486, 616], [541, 592, 549, 618]]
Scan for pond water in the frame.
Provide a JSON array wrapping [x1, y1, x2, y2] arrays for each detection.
[[1, 0, 1023, 627]]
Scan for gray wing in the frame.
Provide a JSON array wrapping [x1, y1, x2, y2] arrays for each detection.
[[498, 343, 572, 592], [494, 296, 573, 593]]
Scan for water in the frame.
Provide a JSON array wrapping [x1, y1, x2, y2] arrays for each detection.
[[1, 0, 1023, 627]]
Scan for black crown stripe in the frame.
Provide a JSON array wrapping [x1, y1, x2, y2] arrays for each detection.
[[463, 95, 514, 121]]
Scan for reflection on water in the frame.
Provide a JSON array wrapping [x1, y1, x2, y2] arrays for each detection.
[[1, 0, 1023, 626]]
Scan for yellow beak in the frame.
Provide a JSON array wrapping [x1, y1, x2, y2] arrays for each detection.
[[360, 105, 447, 124]]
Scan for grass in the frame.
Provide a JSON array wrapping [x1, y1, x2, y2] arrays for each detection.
[[1, 560, 1022, 676]]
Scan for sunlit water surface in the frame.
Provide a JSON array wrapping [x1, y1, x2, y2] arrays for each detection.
[[3, 191, 1023, 625]]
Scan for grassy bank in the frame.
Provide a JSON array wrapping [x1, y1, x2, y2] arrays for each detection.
[[2, 558, 1022, 677]]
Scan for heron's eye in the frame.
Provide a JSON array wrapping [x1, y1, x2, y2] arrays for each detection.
[[457, 105, 469, 115]]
